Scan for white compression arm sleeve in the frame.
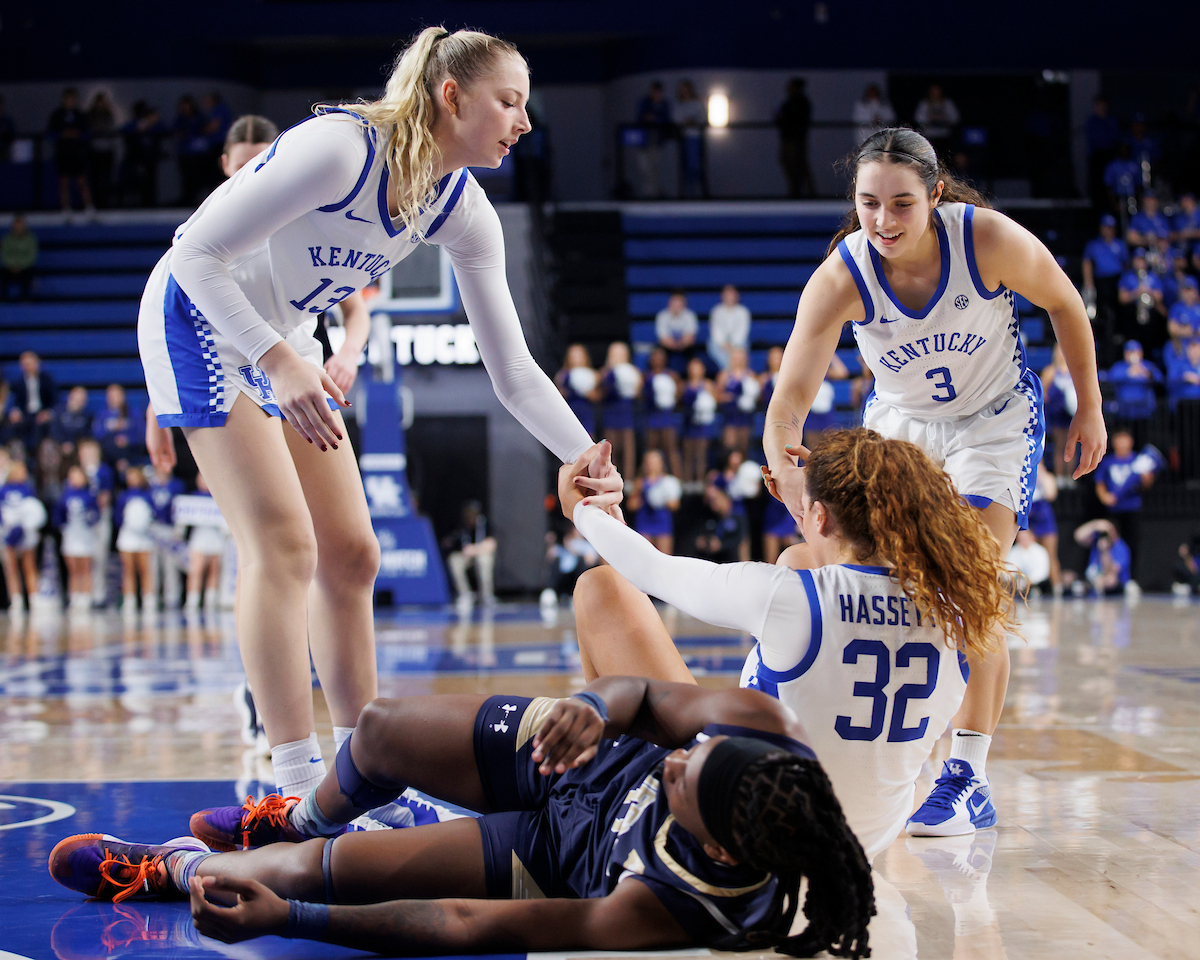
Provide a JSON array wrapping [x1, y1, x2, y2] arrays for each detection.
[[442, 196, 593, 464], [170, 120, 367, 365], [572, 503, 813, 670]]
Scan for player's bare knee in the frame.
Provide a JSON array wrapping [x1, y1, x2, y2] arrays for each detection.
[[575, 564, 622, 608], [319, 529, 380, 591], [243, 524, 317, 585], [354, 697, 400, 756]]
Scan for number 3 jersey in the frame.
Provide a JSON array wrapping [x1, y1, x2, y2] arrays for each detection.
[[838, 202, 1027, 420], [741, 563, 967, 860]]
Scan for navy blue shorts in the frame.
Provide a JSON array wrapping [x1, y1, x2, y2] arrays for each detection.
[[472, 695, 565, 900]]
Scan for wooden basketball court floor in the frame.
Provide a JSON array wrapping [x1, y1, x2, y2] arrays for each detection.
[[1, 595, 1197, 960]]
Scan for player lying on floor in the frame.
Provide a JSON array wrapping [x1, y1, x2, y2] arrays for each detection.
[[49, 678, 874, 958]]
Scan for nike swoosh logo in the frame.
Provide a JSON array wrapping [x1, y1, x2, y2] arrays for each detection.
[[993, 399, 1012, 415], [345, 209, 372, 224], [879, 317, 899, 324], [309, 757, 323, 764], [968, 793, 990, 812]]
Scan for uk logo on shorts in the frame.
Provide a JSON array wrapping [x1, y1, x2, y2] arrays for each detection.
[[954, 295, 970, 310], [239, 365, 275, 401]]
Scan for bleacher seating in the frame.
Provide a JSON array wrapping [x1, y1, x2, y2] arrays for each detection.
[[624, 205, 1058, 387], [0, 218, 173, 390]]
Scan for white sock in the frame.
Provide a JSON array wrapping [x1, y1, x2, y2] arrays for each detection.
[[271, 733, 326, 797], [333, 725, 354, 755], [949, 729, 991, 778]]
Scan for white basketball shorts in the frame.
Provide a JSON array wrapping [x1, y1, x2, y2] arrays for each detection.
[[138, 256, 325, 429], [862, 369, 1045, 528]]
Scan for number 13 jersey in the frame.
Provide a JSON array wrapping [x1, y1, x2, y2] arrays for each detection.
[[140, 111, 493, 428], [838, 202, 1027, 420], [740, 563, 968, 860]]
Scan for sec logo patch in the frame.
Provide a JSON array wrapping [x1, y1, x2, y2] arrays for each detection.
[[954, 295, 970, 310]]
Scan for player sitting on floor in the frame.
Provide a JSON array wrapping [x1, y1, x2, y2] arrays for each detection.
[[564, 429, 1017, 851], [48, 678, 873, 958]]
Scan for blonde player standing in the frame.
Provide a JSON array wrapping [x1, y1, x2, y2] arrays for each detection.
[[762, 127, 1106, 835], [146, 114, 373, 750], [563, 429, 1016, 860], [138, 28, 621, 845]]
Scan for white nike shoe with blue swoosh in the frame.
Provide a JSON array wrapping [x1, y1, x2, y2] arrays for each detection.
[[905, 759, 996, 836]]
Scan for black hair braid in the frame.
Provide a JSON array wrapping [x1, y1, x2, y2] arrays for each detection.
[[731, 755, 875, 959]]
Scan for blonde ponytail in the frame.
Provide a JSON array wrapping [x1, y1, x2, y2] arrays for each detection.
[[320, 26, 525, 237]]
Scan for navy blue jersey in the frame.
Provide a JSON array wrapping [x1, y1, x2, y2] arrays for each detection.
[[473, 696, 813, 946], [554, 722, 810, 939]]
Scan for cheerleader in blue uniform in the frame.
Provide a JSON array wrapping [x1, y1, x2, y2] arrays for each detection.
[[599, 342, 641, 481], [0, 461, 46, 612], [54, 464, 99, 610], [1026, 461, 1061, 595], [642, 347, 682, 478], [804, 354, 850, 449], [715, 348, 760, 454], [554, 344, 601, 440], [114, 466, 157, 613], [1040, 344, 1077, 482], [680, 357, 717, 482], [707, 448, 756, 561], [630, 450, 681, 554]]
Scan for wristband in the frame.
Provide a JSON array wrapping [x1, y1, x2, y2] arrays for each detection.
[[571, 690, 609, 723], [285, 900, 331, 939]]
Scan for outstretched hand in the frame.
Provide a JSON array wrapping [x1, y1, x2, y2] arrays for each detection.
[[763, 442, 809, 518], [189, 875, 290, 943], [561, 440, 625, 522]]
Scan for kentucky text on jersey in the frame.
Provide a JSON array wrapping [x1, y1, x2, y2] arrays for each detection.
[[874, 331, 990, 373], [305, 246, 389, 277], [838, 592, 934, 628]]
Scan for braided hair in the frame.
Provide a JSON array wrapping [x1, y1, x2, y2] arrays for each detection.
[[727, 754, 875, 958]]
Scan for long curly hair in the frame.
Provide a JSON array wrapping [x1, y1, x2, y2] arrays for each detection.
[[729, 753, 874, 958], [826, 125, 991, 259], [321, 27, 525, 237], [805, 428, 1016, 657]]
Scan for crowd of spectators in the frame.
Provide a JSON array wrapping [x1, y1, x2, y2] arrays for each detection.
[[0, 351, 225, 614], [2, 86, 236, 213], [553, 286, 872, 565]]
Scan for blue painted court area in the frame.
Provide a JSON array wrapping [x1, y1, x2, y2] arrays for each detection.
[[0, 780, 514, 960]]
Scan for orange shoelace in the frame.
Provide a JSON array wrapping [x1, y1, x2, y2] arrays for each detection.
[[239, 794, 296, 849], [98, 847, 168, 904]]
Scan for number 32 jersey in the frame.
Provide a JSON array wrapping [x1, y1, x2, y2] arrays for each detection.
[[838, 202, 1027, 419], [741, 563, 968, 860]]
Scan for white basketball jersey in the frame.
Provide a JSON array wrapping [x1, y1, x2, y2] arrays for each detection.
[[839, 203, 1026, 419], [168, 111, 483, 343], [740, 564, 967, 860]]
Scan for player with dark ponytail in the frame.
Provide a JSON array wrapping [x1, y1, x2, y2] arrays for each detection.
[[826, 126, 989, 256], [758, 125, 1105, 836]]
